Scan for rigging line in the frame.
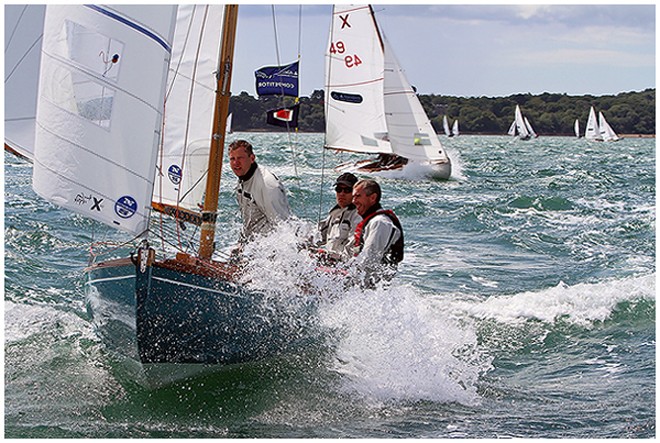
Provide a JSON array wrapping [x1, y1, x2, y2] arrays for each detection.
[[5, 33, 43, 82], [5, 5, 29, 51], [318, 5, 339, 224], [297, 5, 303, 58], [270, 5, 284, 98], [165, 6, 195, 100], [318, 141, 329, 226], [88, 229, 148, 265], [177, 4, 210, 224], [270, 5, 302, 184]]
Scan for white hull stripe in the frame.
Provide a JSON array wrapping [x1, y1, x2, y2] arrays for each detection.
[[152, 276, 241, 298], [86, 275, 135, 285], [86, 273, 244, 298]]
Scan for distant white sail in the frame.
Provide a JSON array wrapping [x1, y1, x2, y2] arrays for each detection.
[[32, 5, 178, 235], [585, 106, 602, 141], [154, 5, 224, 213], [598, 111, 620, 142], [452, 119, 459, 136], [574, 119, 580, 138], [442, 115, 451, 136], [507, 119, 517, 136], [524, 116, 537, 138], [4, 5, 46, 160]]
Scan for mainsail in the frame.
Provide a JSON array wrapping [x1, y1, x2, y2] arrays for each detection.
[[32, 5, 178, 235], [324, 5, 391, 155], [443, 115, 451, 136]]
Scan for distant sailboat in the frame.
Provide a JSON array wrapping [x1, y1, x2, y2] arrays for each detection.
[[574, 119, 581, 138], [324, 4, 451, 180], [226, 112, 233, 134], [585, 106, 603, 141], [442, 115, 452, 137], [508, 104, 531, 140], [598, 111, 620, 142], [451, 119, 459, 137]]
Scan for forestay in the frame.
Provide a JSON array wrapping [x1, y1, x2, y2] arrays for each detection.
[[32, 5, 177, 235]]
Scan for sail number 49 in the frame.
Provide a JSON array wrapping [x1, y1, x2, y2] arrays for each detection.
[[330, 41, 362, 68]]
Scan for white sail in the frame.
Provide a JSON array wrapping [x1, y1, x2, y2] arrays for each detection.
[[4, 5, 46, 160], [32, 5, 178, 235], [524, 116, 537, 138], [452, 119, 459, 136], [574, 119, 580, 138], [324, 5, 391, 155], [507, 119, 517, 136], [585, 106, 602, 141], [442, 115, 451, 136], [382, 37, 448, 163], [154, 5, 224, 212], [598, 111, 620, 142]]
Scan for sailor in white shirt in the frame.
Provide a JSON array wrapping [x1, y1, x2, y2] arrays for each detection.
[[229, 140, 290, 245], [345, 179, 404, 288]]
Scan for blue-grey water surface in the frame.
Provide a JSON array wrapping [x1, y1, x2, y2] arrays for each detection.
[[4, 133, 655, 437]]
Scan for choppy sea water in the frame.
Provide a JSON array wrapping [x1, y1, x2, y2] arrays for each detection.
[[4, 134, 655, 438]]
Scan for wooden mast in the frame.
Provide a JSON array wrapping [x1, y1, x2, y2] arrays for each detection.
[[198, 4, 238, 260]]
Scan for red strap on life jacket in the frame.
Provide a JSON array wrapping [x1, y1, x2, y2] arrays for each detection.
[[353, 209, 398, 248]]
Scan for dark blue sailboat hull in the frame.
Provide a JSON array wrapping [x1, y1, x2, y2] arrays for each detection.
[[85, 252, 313, 382]]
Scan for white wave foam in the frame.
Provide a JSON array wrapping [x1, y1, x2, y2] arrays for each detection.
[[5, 300, 97, 344], [447, 273, 655, 327]]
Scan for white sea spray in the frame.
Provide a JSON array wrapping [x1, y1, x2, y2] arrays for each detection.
[[238, 220, 491, 406]]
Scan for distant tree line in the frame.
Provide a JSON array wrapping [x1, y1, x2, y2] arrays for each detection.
[[229, 88, 655, 135]]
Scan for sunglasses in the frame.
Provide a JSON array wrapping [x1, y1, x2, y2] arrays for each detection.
[[335, 186, 353, 194]]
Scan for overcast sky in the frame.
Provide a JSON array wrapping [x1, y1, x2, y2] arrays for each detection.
[[231, 3, 655, 98]]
